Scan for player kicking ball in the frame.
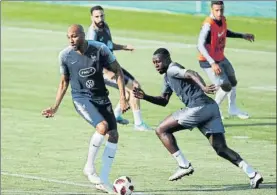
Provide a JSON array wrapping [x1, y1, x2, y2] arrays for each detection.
[[133, 48, 263, 188]]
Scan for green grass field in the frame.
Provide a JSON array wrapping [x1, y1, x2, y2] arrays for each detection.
[[1, 2, 276, 195]]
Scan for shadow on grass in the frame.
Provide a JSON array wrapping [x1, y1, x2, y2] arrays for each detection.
[[225, 123, 276, 127], [139, 182, 276, 194]]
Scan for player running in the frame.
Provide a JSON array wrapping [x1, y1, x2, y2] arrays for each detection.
[[42, 24, 129, 194], [197, 1, 255, 119], [133, 48, 263, 188], [87, 5, 151, 131]]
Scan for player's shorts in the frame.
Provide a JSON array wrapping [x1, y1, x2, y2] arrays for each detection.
[[104, 68, 135, 89], [172, 102, 225, 135], [200, 58, 236, 86], [72, 96, 117, 131]]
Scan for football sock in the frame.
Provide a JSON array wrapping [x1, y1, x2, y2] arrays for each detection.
[[114, 102, 122, 118], [85, 132, 105, 174], [215, 88, 228, 105], [100, 142, 117, 183], [172, 150, 190, 168], [239, 160, 256, 178], [133, 110, 143, 125], [228, 87, 237, 110]]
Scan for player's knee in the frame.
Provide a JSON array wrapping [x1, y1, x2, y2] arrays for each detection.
[[106, 129, 119, 143], [125, 90, 130, 101], [96, 121, 109, 135], [220, 83, 232, 92], [155, 125, 167, 137], [230, 79, 237, 87], [212, 142, 227, 157]]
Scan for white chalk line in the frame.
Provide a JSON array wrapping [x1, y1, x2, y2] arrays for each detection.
[[2, 26, 276, 55], [1, 172, 150, 195]]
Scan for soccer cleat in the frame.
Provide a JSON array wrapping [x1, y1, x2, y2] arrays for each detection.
[[83, 169, 101, 185], [168, 164, 194, 181], [116, 116, 129, 125], [228, 108, 250, 119], [134, 122, 152, 131], [95, 183, 117, 194], [250, 172, 263, 189]]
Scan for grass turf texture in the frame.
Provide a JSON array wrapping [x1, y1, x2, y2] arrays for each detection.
[[1, 2, 276, 195]]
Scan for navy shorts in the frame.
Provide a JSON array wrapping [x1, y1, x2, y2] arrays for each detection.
[[72, 96, 117, 131], [172, 103, 225, 135]]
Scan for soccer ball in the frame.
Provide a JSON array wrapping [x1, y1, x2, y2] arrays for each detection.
[[113, 176, 134, 195]]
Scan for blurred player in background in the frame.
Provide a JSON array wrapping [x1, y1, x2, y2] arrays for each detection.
[[134, 48, 263, 188], [197, 1, 255, 119], [87, 5, 151, 131], [42, 24, 129, 194]]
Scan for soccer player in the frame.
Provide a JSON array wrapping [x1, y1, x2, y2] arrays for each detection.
[[133, 48, 263, 188], [197, 1, 255, 119], [87, 5, 151, 131], [42, 24, 129, 194]]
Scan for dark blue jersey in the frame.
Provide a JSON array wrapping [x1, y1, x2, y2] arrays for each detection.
[[162, 62, 214, 107], [86, 23, 113, 52], [59, 40, 116, 98]]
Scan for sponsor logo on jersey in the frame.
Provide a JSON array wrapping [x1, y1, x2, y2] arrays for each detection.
[[79, 67, 96, 77]]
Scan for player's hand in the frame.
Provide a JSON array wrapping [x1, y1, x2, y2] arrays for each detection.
[[132, 80, 141, 89], [41, 106, 58, 118], [120, 99, 130, 114], [211, 63, 221, 75], [133, 87, 145, 99], [243, 34, 255, 42], [203, 84, 217, 94], [124, 45, 135, 51]]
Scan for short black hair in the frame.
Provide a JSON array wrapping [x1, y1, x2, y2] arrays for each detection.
[[211, 1, 224, 7], [153, 48, 170, 57], [90, 5, 104, 15]]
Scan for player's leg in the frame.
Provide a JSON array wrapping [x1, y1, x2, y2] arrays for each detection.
[[208, 133, 263, 188], [198, 103, 263, 188], [124, 78, 151, 131], [155, 113, 194, 181], [223, 58, 249, 119], [200, 61, 232, 119], [95, 102, 119, 193], [103, 70, 130, 125], [73, 97, 108, 185]]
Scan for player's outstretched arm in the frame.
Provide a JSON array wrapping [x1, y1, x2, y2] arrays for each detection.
[[227, 29, 255, 42], [185, 70, 216, 94], [109, 60, 130, 113], [113, 43, 134, 51], [133, 87, 170, 107], [41, 75, 69, 118]]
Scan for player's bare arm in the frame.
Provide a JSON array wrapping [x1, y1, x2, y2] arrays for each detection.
[[113, 43, 134, 51], [133, 87, 170, 107], [108, 60, 130, 112], [42, 75, 69, 117], [185, 70, 217, 94]]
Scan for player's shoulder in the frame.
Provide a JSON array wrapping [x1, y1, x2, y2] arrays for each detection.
[[88, 24, 97, 32], [168, 62, 185, 70], [59, 46, 73, 59], [87, 40, 107, 49]]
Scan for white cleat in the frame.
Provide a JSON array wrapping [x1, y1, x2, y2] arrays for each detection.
[[134, 122, 152, 131], [228, 108, 250, 119], [95, 183, 117, 194], [250, 172, 263, 189], [83, 169, 101, 185], [168, 164, 194, 181]]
